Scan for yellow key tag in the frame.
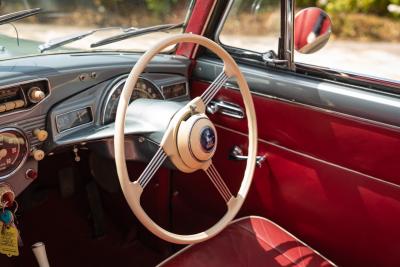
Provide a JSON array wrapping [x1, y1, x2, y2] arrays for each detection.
[[0, 221, 19, 257]]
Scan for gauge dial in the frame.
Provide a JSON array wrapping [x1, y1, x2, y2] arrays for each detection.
[[0, 128, 28, 180], [102, 77, 163, 124]]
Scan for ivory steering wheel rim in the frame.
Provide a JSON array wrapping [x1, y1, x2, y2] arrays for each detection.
[[114, 33, 258, 244]]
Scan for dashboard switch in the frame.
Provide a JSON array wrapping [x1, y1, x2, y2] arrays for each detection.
[[14, 99, 25, 108], [33, 129, 48, 142], [4, 101, 16, 111], [25, 168, 38, 180], [32, 149, 45, 161], [29, 87, 46, 103], [0, 183, 15, 208]]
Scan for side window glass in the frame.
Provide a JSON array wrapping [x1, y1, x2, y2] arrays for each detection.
[[295, 1, 400, 81], [218, 0, 281, 53]]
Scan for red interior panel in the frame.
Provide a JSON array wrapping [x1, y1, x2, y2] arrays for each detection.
[[169, 80, 400, 266], [162, 217, 333, 267]]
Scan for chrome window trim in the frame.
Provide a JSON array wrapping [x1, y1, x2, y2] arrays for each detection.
[[295, 63, 400, 94], [213, 0, 281, 55], [213, 0, 234, 44], [290, 3, 400, 90], [284, 0, 295, 70]]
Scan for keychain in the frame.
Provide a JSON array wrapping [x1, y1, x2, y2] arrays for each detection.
[[0, 201, 21, 257]]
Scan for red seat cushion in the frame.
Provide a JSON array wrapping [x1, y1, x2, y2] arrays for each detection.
[[159, 216, 334, 267]]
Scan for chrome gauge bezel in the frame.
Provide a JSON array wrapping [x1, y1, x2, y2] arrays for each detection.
[[0, 127, 29, 181], [160, 81, 189, 100], [101, 76, 164, 125]]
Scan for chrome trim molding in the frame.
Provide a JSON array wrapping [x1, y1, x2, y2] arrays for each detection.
[[213, 0, 234, 44], [207, 100, 245, 119]]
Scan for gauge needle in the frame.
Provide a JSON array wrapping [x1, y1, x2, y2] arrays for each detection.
[[0, 148, 7, 159]]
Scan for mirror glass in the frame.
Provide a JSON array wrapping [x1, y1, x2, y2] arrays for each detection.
[[294, 7, 332, 54]]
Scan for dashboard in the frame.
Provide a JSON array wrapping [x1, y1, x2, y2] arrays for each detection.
[[0, 52, 191, 197]]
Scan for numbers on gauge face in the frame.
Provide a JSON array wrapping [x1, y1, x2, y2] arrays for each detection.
[[0, 129, 28, 179], [103, 78, 163, 124]]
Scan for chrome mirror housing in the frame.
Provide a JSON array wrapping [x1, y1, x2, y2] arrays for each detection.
[[294, 7, 332, 54]]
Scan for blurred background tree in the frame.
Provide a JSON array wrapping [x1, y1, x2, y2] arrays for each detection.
[[297, 0, 400, 17], [296, 0, 400, 41], [145, 0, 178, 17]]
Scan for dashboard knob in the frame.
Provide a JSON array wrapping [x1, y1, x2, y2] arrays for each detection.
[[32, 149, 45, 161], [33, 129, 48, 142], [25, 168, 38, 180], [0, 183, 15, 208], [29, 87, 46, 103]]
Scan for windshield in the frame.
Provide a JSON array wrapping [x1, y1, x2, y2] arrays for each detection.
[[0, 0, 192, 60]]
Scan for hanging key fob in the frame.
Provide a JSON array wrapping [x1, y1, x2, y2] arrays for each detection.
[[0, 209, 14, 225]]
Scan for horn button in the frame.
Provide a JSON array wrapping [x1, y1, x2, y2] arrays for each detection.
[[177, 114, 217, 170]]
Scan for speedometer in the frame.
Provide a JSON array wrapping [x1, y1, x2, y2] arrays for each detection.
[[0, 128, 29, 180], [102, 77, 163, 124]]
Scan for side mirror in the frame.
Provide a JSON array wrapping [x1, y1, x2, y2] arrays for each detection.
[[294, 7, 332, 54]]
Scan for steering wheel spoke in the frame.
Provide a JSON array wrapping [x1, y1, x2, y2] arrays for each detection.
[[136, 146, 168, 188], [205, 163, 233, 203], [200, 70, 230, 106]]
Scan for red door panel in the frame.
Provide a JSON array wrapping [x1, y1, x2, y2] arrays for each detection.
[[170, 80, 400, 266], [192, 81, 400, 186]]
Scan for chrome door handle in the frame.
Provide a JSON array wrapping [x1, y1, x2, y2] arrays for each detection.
[[229, 146, 266, 167], [207, 100, 245, 119]]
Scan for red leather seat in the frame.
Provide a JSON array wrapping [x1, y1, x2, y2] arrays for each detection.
[[159, 216, 335, 267]]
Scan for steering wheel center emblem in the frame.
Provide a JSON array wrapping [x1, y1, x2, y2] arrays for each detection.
[[200, 126, 216, 152]]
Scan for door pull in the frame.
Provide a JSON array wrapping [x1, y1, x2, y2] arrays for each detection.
[[229, 145, 266, 167], [207, 100, 245, 119]]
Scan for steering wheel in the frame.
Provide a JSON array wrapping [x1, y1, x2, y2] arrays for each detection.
[[114, 33, 257, 244]]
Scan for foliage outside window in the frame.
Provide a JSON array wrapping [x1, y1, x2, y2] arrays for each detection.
[[219, 0, 281, 53], [295, 0, 400, 81]]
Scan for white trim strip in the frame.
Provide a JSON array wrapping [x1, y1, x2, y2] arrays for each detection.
[[201, 71, 229, 105], [205, 163, 232, 202], [137, 147, 167, 188]]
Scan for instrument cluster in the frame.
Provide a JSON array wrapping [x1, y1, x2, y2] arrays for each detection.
[[102, 75, 188, 125], [0, 128, 29, 180]]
